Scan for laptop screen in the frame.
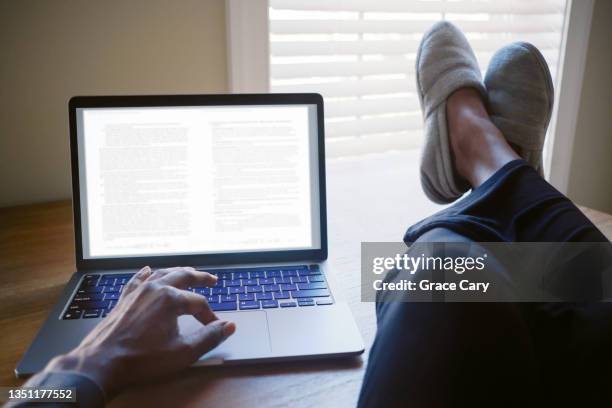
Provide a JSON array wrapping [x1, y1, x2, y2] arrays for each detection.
[[75, 104, 321, 259]]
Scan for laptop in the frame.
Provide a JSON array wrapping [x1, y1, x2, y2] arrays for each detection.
[[16, 93, 364, 377]]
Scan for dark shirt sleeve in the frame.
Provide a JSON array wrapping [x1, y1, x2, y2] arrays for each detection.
[[5, 371, 106, 408]]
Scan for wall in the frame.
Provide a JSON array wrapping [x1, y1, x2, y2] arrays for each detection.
[[567, 0, 612, 213], [0, 0, 228, 207]]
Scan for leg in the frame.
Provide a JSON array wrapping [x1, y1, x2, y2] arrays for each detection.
[[363, 89, 609, 404], [405, 86, 608, 243], [358, 95, 540, 405], [359, 297, 538, 408], [359, 21, 611, 408]]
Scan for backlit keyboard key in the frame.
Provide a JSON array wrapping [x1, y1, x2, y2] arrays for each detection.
[[63, 310, 82, 319], [216, 271, 233, 280], [256, 293, 272, 301], [221, 294, 237, 302], [225, 280, 241, 287], [102, 286, 119, 293], [250, 271, 265, 279], [74, 294, 104, 302], [206, 295, 219, 303], [235, 272, 249, 279], [280, 302, 297, 308], [259, 278, 275, 285], [211, 302, 238, 312], [297, 282, 327, 290], [195, 287, 210, 296], [292, 289, 330, 298], [316, 298, 334, 306], [243, 279, 258, 286], [308, 275, 325, 283], [246, 286, 263, 293], [297, 299, 315, 307], [239, 301, 260, 310], [275, 277, 291, 284], [73, 300, 109, 310], [273, 292, 290, 300], [265, 270, 281, 278], [262, 284, 280, 292], [83, 309, 101, 318], [261, 300, 278, 309], [280, 283, 297, 291], [291, 276, 308, 284], [229, 287, 245, 294], [239, 293, 255, 301], [211, 287, 228, 295], [282, 270, 298, 277]]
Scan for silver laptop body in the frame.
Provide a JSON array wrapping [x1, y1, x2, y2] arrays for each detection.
[[16, 94, 364, 377]]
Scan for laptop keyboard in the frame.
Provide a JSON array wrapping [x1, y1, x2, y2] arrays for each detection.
[[62, 265, 332, 320]]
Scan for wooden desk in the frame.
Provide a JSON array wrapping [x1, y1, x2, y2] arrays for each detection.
[[2, 152, 611, 407]]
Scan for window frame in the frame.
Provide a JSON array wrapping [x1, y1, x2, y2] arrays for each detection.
[[225, 0, 270, 93], [545, 0, 595, 193]]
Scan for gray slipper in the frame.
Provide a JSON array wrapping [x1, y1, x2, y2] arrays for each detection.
[[484, 42, 554, 176], [416, 21, 487, 204]]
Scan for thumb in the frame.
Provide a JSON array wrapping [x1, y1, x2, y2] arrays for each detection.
[[186, 320, 236, 358]]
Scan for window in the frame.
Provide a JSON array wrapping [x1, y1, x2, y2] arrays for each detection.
[[267, 0, 568, 156]]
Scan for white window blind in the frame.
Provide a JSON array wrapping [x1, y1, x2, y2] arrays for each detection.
[[269, 0, 568, 156]]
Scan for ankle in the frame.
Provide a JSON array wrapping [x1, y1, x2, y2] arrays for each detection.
[[447, 89, 491, 184], [446, 88, 519, 187]]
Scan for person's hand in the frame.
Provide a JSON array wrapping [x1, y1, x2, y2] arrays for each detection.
[[45, 266, 236, 398]]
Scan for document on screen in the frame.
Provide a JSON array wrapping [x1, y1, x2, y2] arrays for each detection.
[[77, 105, 319, 258]]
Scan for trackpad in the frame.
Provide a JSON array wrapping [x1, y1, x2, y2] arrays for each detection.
[[178, 311, 272, 363]]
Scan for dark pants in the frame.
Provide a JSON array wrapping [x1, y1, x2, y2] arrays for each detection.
[[358, 160, 611, 407]]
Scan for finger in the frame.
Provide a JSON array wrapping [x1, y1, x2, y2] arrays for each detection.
[[184, 320, 236, 359], [173, 289, 218, 324], [147, 267, 185, 281], [157, 268, 218, 289], [122, 266, 152, 296]]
